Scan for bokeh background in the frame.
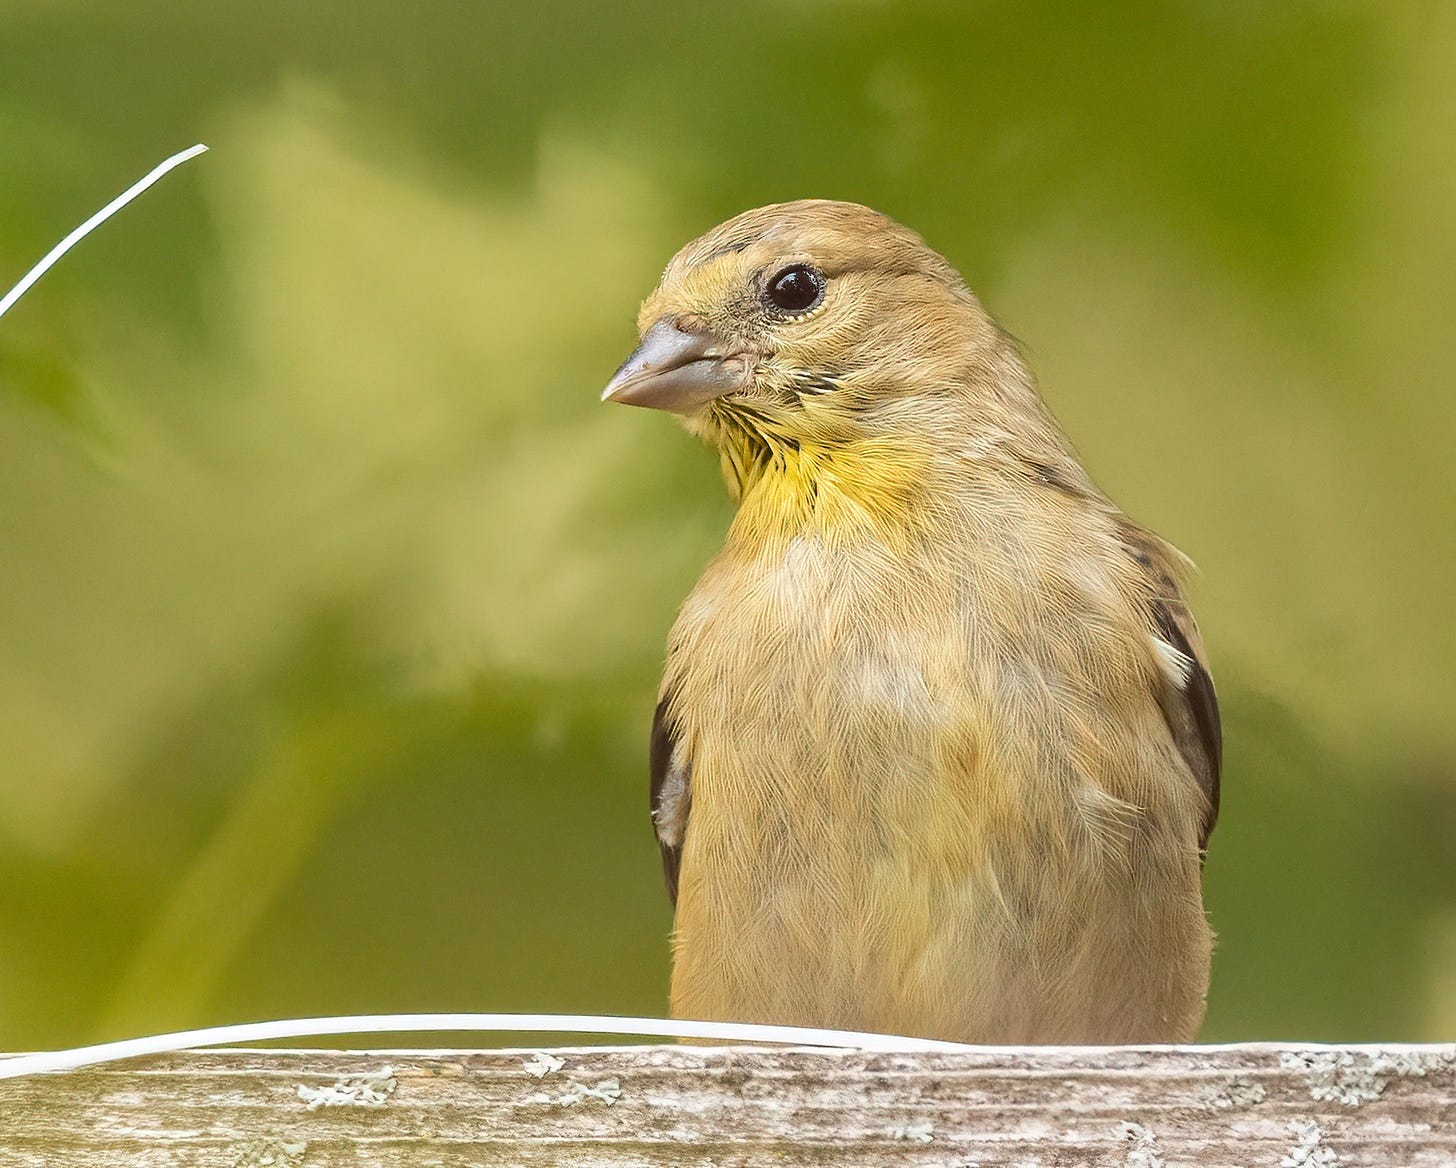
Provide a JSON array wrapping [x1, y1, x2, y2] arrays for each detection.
[[1, 2, 1452, 1050]]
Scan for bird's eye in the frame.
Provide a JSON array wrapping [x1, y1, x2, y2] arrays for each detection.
[[765, 265, 826, 315]]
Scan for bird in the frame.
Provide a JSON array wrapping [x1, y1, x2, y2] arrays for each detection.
[[601, 200, 1220, 1044]]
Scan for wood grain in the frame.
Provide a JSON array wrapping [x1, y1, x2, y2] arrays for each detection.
[[0, 1043, 1452, 1166]]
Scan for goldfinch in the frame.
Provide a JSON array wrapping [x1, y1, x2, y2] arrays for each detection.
[[602, 200, 1219, 1044]]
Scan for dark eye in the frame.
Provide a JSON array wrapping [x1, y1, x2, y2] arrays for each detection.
[[765, 264, 826, 314]]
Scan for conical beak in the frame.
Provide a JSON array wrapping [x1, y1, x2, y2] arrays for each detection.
[[601, 320, 749, 414]]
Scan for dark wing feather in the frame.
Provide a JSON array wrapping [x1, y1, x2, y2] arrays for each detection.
[[1151, 599, 1222, 849], [649, 695, 691, 904], [1120, 528, 1222, 852]]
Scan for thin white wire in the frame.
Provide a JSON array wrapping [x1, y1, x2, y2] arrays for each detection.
[[0, 1012, 970, 1080], [0, 143, 209, 322]]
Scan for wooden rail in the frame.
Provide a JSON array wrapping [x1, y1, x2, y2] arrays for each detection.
[[0, 1043, 1452, 1165]]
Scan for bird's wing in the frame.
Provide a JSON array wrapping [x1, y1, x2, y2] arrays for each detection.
[[1123, 528, 1222, 851], [649, 695, 691, 904]]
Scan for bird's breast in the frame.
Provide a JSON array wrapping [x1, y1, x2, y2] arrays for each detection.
[[662, 515, 1200, 1038], [668, 534, 1056, 1036], [667, 530, 1000, 953], [672, 530, 963, 752]]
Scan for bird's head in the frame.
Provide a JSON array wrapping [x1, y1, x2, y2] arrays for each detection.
[[603, 201, 1027, 479]]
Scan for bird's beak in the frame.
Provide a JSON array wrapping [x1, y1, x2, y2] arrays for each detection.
[[601, 319, 749, 414]]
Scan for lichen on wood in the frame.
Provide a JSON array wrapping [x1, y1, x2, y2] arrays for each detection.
[[0, 1043, 1451, 1166]]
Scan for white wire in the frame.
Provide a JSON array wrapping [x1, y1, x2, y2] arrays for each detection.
[[0, 1012, 970, 1080], [0, 143, 209, 322]]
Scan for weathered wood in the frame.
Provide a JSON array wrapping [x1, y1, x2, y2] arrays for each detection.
[[0, 1044, 1452, 1166]]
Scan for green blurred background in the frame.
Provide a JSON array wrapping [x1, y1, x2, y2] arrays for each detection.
[[1, 1, 1452, 1050]]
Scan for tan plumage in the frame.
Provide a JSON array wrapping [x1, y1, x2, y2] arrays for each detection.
[[604, 200, 1220, 1044]]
